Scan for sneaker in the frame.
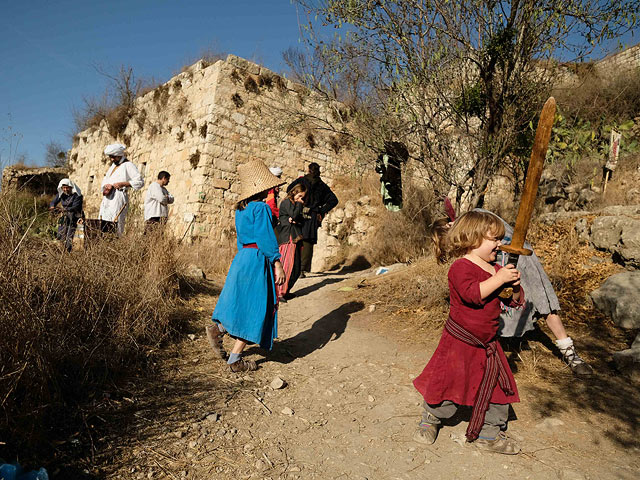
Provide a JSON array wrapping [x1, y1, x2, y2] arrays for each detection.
[[206, 325, 227, 360], [229, 358, 258, 373], [473, 432, 520, 455], [413, 422, 439, 445], [561, 345, 594, 377]]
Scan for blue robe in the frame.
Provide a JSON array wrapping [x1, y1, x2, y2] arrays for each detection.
[[212, 201, 281, 349]]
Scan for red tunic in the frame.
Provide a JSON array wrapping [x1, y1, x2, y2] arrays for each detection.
[[266, 188, 279, 220], [413, 258, 520, 406]]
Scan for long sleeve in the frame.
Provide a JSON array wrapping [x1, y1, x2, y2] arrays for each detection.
[[254, 203, 281, 263], [50, 193, 61, 209], [318, 183, 338, 216], [166, 191, 174, 204], [125, 162, 144, 190]]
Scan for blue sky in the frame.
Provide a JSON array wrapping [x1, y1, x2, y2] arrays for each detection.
[[1, 1, 637, 167], [0, 0, 308, 166]]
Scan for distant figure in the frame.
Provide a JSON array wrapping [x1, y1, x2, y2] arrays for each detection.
[[49, 178, 83, 252], [144, 171, 174, 233], [99, 143, 144, 235], [375, 141, 408, 211], [266, 166, 283, 227], [287, 162, 338, 279]]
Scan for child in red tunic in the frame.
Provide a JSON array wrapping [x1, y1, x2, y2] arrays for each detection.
[[413, 211, 524, 454]]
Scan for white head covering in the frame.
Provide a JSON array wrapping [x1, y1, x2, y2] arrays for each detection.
[[57, 178, 82, 196], [269, 166, 283, 178], [103, 143, 126, 157]]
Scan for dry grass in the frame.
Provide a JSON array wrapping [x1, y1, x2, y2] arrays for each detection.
[[328, 173, 438, 267], [0, 192, 191, 452]]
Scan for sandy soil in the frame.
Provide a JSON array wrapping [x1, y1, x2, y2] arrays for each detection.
[[80, 269, 639, 480]]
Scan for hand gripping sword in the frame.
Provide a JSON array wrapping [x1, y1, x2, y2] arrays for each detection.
[[500, 97, 557, 267]]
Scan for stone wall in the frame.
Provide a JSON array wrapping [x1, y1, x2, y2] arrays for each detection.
[[595, 43, 640, 76], [1, 165, 68, 196], [69, 55, 350, 242]]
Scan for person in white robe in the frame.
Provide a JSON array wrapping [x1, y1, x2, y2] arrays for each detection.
[[99, 143, 144, 234], [143, 171, 174, 232]]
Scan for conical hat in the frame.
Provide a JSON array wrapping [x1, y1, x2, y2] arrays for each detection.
[[237, 159, 285, 202]]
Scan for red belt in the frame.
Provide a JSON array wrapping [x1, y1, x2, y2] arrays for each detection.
[[243, 243, 258, 249]]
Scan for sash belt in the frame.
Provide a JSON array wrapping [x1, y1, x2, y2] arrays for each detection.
[[444, 317, 515, 441], [243, 243, 258, 249]]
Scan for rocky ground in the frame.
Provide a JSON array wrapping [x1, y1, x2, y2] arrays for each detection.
[[74, 267, 639, 480]]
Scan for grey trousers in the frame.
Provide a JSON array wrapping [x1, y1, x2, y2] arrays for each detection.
[[421, 400, 509, 439]]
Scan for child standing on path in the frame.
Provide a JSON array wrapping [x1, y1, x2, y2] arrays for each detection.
[[206, 160, 286, 373], [275, 183, 307, 302], [413, 211, 524, 454]]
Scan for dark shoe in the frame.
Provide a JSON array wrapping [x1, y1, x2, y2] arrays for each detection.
[[206, 325, 226, 360], [299, 271, 306, 278], [229, 358, 258, 373], [278, 296, 287, 304], [282, 292, 296, 300], [473, 432, 520, 455], [562, 345, 594, 376]]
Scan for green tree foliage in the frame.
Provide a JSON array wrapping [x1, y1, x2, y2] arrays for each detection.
[[293, 0, 639, 207]]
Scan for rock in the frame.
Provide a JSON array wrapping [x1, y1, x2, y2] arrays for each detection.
[[270, 377, 287, 390], [557, 469, 587, 480], [357, 195, 371, 206], [626, 188, 640, 204], [536, 418, 565, 432], [174, 430, 185, 438], [185, 264, 206, 279], [188, 440, 197, 448], [281, 407, 294, 416], [574, 218, 590, 244], [590, 216, 640, 267], [205, 413, 220, 422], [187, 334, 197, 341], [612, 345, 640, 383], [367, 395, 375, 402], [368, 304, 376, 313], [591, 271, 640, 329], [577, 189, 598, 208]]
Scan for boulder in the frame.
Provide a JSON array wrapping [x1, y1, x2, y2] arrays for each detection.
[[612, 332, 640, 383], [590, 216, 640, 267], [576, 188, 598, 209], [590, 271, 640, 329]]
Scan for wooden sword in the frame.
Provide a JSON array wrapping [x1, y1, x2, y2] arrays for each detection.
[[500, 97, 557, 267]]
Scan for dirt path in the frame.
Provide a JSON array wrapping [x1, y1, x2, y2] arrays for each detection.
[[100, 270, 639, 480]]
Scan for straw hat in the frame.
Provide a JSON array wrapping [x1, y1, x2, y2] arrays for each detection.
[[237, 159, 285, 202]]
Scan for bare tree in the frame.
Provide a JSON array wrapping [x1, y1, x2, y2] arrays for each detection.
[[292, 0, 640, 208], [44, 141, 67, 167]]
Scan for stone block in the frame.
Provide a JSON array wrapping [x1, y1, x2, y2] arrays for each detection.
[[211, 179, 230, 190]]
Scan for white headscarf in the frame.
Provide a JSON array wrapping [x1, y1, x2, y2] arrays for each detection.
[[269, 166, 283, 177], [103, 143, 127, 157], [57, 178, 82, 197]]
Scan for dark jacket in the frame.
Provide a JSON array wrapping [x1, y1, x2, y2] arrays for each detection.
[[287, 174, 338, 243], [276, 198, 305, 245], [50, 192, 83, 219]]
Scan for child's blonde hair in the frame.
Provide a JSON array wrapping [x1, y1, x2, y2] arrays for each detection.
[[431, 211, 505, 262]]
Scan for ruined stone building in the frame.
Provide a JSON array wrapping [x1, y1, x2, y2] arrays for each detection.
[[68, 55, 351, 242]]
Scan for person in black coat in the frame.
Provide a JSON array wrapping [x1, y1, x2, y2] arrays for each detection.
[[286, 162, 338, 278]]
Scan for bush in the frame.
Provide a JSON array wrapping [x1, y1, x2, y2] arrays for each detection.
[[0, 193, 187, 449]]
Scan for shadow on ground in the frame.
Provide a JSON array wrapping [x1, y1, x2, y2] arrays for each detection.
[[502, 321, 640, 449], [248, 301, 365, 365]]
